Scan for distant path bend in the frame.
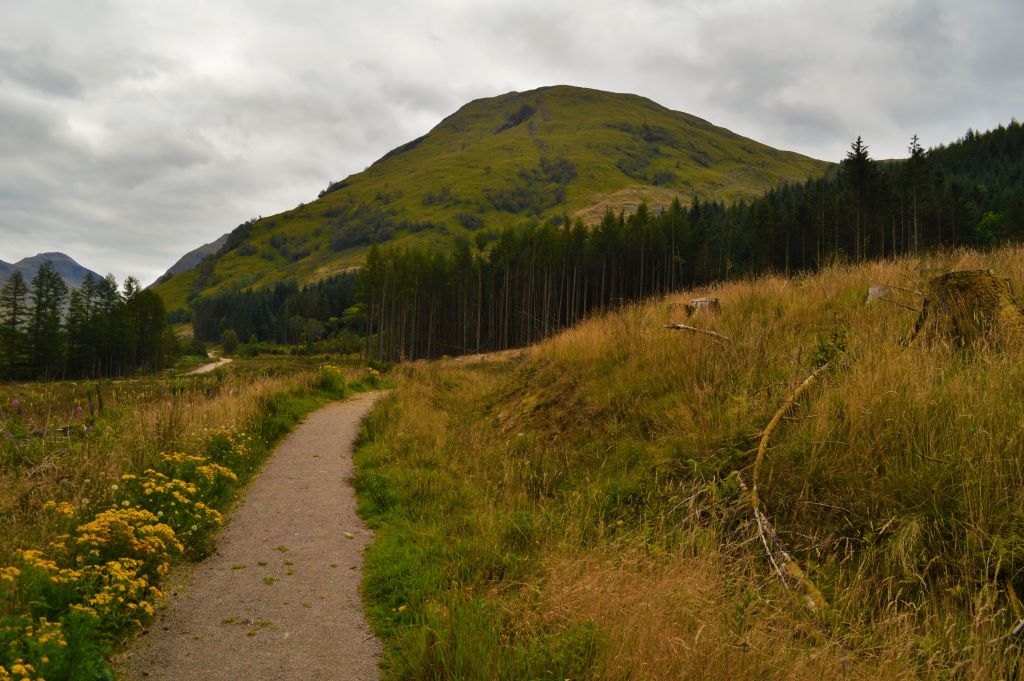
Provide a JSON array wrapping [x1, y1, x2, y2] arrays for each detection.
[[188, 355, 233, 375], [116, 392, 384, 680]]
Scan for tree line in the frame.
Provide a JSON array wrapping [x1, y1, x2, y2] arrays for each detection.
[[0, 264, 171, 381], [359, 121, 1024, 360], [181, 121, 1023, 362], [190, 272, 362, 347]]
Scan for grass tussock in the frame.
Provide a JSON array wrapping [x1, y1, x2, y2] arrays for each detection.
[[356, 243, 1024, 679]]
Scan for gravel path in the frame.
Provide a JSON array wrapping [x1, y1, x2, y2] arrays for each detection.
[[187, 356, 233, 375], [115, 392, 384, 680]]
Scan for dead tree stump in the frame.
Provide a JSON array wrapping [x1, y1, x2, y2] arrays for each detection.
[[684, 297, 721, 317], [865, 285, 893, 304], [905, 270, 1024, 347]]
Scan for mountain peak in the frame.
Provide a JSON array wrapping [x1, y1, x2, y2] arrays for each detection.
[[1, 252, 102, 290], [153, 85, 829, 311]]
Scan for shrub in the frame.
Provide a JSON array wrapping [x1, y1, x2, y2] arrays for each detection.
[[72, 509, 181, 582], [119, 467, 225, 557], [456, 212, 485, 230], [317, 364, 348, 396], [220, 329, 240, 355]]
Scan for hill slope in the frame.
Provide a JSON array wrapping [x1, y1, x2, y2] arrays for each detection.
[[0, 252, 103, 290], [355, 242, 1024, 679], [153, 85, 828, 311], [151, 233, 229, 287]]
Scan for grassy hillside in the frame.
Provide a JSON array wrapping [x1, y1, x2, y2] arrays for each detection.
[[354, 242, 1024, 679], [154, 85, 828, 311]]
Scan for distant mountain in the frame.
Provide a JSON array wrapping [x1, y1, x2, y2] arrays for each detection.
[[151, 233, 229, 287], [153, 85, 829, 311], [0, 252, 103, 290]]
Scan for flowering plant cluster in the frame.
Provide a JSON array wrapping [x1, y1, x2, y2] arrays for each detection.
[[204, 428, 252, 478], [0, 514, 175, 680], [317, 364, 347, 393], [0, 427, 252, 679], [118, 467, 225, 558], [364, 366, 383, 387]]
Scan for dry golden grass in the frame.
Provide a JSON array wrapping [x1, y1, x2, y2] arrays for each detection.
[[0, 359, 367, 557], [541, 548, 917, 681], [358, 243, 1024, 679]]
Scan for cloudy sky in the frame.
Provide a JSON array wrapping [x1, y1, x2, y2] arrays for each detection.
[[1, 0, 1020, 284]]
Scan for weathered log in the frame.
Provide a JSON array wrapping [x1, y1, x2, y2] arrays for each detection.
[[905, 270, 1024, 347], [749, 362, 831, 612]]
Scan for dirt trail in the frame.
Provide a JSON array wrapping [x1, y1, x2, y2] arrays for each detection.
[[188, 356, 233, 375], [115, 392, 384, 680]]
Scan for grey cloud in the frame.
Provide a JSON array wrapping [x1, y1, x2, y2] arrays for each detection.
[[879, 0, 956, 78], [0, 97, 60, 152], [0, 48, 84, 98], [0, 0, 1019, 283]]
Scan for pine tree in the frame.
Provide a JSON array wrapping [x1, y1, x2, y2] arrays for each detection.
[[840, 136, 876, 260], [65, 288, 88, 377], [29, 261, 69, 378], [905, 134, 928, 252], [94, 274, 121, 376], [0, 271, 31, 379]]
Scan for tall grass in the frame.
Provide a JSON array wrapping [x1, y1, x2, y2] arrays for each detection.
[[0, 358, 370, 558], [355, 244, 1024, 679]]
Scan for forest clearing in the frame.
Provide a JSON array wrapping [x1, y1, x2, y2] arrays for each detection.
[[2, 15, 1021, 675], [351, 242, 1024, 679], [6, 244, 1024, 675], [4, 243, 1024, 678]]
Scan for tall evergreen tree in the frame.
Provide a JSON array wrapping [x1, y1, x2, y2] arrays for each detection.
[[29, 261, 69, 378], [0, 271, 31, 379], [840, 136, 877, 260], [904, 134, 929, 252], [65, 287, 89, 377]]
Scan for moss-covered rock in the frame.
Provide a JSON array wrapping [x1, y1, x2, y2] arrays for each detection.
[[907, 269, 1024, 347]]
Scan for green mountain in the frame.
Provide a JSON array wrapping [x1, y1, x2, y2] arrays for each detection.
[[154, 85, 828, 311]]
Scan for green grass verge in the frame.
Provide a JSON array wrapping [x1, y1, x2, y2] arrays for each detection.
[[353, 381, 601, 680]]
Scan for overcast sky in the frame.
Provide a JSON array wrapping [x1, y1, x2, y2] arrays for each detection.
[[1, 0, 1020, 285]]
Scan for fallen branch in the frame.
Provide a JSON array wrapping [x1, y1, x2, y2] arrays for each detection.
[[664, 323, 732, 343], [877, 283, 924, 296], [750, 361, 832, 612], [878, 297, 922, 313]]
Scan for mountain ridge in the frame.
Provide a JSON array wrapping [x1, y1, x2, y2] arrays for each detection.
[[152, 85, 830, 311], [0, 252, 103, 290], [151, 233, 230, 287]]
